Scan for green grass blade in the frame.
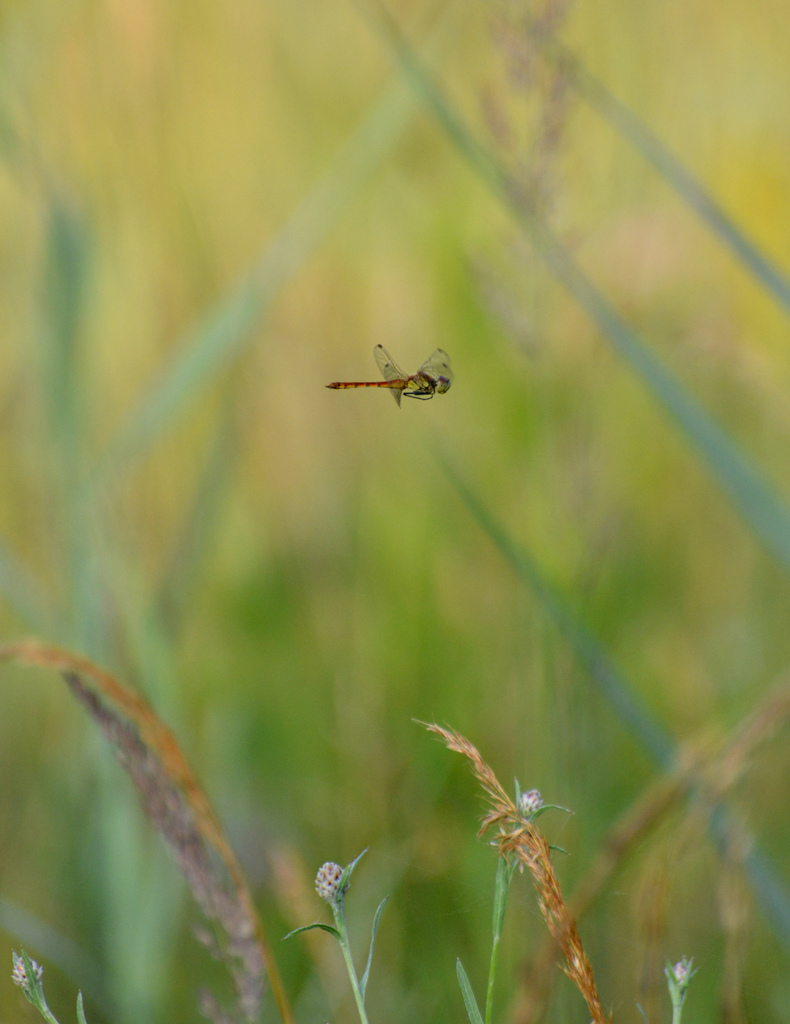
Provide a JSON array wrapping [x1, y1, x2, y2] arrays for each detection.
[[39, 196, 88, 491], [438, 450, 673, 767], [38, 196, 103, 650], [365, 4, 790, 579], [491, 857, 514, 943], [96, 74, 424, 481], [534, 28, 790, 315]]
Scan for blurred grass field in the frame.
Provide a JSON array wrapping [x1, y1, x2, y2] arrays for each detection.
[[3, 0, 790, 1021]]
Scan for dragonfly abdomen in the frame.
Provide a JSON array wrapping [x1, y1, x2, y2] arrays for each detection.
[[326, 380, 405, 390]]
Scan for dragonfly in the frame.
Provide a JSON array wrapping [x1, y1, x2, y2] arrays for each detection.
[[327, 345, 453, 407]]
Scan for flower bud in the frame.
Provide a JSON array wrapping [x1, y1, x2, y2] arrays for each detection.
[[315, 862, 344, 903], [11, 951, 43, 992], [519, 789, 543, 816]]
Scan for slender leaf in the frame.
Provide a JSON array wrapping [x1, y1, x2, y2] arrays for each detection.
[[76, 992, 88, 1024], [282, 922, 341, 941], [359, 895, 389, 1001], [365, 3, 790, 580], [531, 804, 572, 820], [456, 959, 484, 1024], [339, 848, 369, 898]]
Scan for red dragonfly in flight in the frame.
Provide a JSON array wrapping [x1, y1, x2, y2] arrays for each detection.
[[327, 345, 453, 407]]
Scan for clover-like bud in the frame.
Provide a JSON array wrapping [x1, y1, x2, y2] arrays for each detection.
[[519, 788, 543, 817], [315, 862, 344, 903], [669, 957, 694, 988], [11, 951, 43, 991]]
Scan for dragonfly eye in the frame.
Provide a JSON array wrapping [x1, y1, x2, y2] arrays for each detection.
[[436, 376, 451, 393]]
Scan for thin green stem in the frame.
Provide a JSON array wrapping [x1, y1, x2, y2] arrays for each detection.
[[333, 903, 370, 1024], [484, 931, 501, 1024], [485, 858, 518, 1024], [669, 982, 688, 1024]]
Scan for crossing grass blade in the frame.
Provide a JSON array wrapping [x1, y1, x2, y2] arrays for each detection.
[[363, 2, 790, 580], [437, 447, 674, 767], [527, 24, 790, 316]]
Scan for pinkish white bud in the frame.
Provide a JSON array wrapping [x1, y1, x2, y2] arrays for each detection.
[[11, 952, 43, 991], [315, 862, 344, 903], [671, 959, 691, 985], [519, 789, 543, 816]]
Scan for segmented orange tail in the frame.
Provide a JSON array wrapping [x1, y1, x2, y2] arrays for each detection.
[[326, 380, 404, 390]]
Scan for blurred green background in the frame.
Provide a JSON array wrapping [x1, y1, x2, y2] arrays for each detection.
[[2, 0, 790, 1021]]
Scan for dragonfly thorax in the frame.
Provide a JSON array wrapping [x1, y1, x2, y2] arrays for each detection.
[[403, 372, 452, 401]]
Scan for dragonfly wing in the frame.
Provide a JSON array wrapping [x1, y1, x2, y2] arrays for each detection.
[[374, 344, 407, 382], [418, 349, 453, 387], [374, 345, 406, 405]]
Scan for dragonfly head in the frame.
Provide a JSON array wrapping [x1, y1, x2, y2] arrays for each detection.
[[435, 375, 451, 395]]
